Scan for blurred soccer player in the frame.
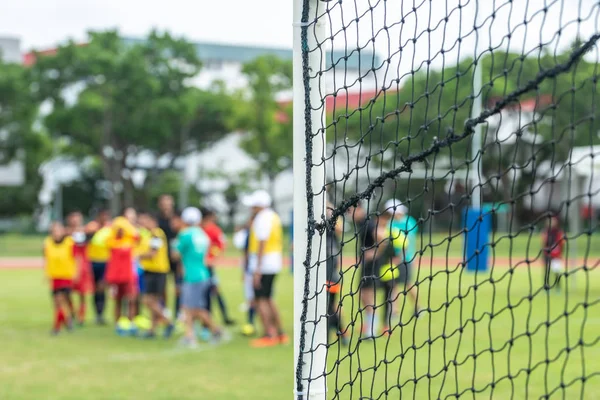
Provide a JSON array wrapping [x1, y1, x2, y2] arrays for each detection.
[[137, 212, 175, 339], [65, 211, 92, 325], [105, 207, 139, 334], [382, 199, 422, 330], [157, 195, 182, 318], [325, 201, 348, 345], [85, 209, 112, 324], [352, 201, 381, 338], [173, 207, 225, 348], [233, 215, 257, 336], [541, 214, 565, 291], [200, 207, 234, 326], [44, 222, 76, 335], [243, 190, 287, 348]]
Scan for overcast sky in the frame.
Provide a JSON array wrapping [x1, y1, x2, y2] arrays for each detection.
[[0, 0, 294, 50], [1, 0, 597, 84]]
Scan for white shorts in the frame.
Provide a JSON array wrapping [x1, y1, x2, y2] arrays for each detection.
[[244, 273, 254, 302]]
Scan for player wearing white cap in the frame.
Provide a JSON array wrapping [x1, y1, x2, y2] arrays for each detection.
[[383, 199, 422, 327], [172, 207, 225, 348], [242, 190, 287, 347]]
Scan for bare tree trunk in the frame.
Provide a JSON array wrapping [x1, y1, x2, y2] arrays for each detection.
[[123, 175, 135, 208], [101, 105, 121, 217]]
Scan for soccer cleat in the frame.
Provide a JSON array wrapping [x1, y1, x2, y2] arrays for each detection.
[[224, 318, 236, 326], [163, 323, 175, 339], [278, 333, 290, 345], [50, 329, 60, 336], [179, 337, 199, 349], [210, 330, 232, 345], [250, 335, 279, 348], [96, 316, 107, 326], [133, 315, 152, 331], [241, 324, 256, 337], [128, 325, 138, 337]]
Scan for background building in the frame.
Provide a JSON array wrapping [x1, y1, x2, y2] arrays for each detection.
[[0, 36, 25, 189]]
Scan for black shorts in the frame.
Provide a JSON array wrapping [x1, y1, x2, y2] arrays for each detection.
[[359, 261, 380, 289], [143, 272, 167, 296], [254, 274, 277, 299], [91, 262, 107, 285]]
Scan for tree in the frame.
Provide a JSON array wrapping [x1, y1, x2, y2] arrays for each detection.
[[341, 44, 599, 220], [31, 30, 234, 214], [0, 131, 52, 218], [0, 60, 39, 163], [0, 59, 48, 217], [237, 55, 293, 195]]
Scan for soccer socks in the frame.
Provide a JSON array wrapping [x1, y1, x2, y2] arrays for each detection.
[[174, 295, 181, 318], [363, 310, 377, 338], [248, 306, 255, 325], [94, 292, 106, 316], [54, 310, 66, 330], [216, 293, 230, 321], [78, 301, 86, 322]]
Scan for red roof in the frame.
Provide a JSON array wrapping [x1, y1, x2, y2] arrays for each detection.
[[325, 89, 384, 112], [23, 43, 88, 66], [277, 88, 392, 118]]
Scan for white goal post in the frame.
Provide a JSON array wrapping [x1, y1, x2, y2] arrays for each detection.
[[292, 0, 328, 398]]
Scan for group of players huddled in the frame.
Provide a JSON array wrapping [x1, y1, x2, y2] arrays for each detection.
[[42, 190, 288, 348]]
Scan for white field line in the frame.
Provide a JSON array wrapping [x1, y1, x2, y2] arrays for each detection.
[[0, 345, 216, 375]]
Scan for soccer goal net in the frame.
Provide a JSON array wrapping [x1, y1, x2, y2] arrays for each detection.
[[292, 0, 600, 398]]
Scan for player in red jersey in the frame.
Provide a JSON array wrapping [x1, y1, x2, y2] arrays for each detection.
[[200, 208, 235, 325], [541, 213, 565, 292], [65, 211, 93, 325], [105, 207, 140, 332]]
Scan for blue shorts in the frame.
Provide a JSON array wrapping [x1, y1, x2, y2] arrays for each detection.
[[182, 281, 211, 310]]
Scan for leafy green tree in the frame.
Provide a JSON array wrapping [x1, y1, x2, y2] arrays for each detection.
[[0, 131, 52, 217], [237, 55, 293, 195], [0, 59, 48, 217], [0, 60, 38, 163], [31, 30, 234, 214], [342, 44, 599, 215]]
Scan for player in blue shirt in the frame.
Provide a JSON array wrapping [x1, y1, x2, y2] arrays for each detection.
[[383, 199, 422, 328], [173, 207, 225, 348]]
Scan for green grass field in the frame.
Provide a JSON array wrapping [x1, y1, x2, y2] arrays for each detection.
[[1, 233, 599, 399]]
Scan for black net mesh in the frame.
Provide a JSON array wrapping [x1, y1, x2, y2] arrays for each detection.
[[295, 0, 600, 399]]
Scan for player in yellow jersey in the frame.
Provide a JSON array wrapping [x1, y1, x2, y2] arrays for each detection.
[[137, 212, 175, 339], [85, 209, 112, 325], [242, 190, 287, 348], [44, 222, 76, 335]]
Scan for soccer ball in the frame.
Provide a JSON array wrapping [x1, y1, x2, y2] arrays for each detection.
[[241, 324, 255, 337]]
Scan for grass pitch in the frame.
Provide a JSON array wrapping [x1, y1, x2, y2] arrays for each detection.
[[1, 233, 599, 399]]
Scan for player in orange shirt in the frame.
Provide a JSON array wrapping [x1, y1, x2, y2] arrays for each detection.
[[200, 208, 234, 326], [44, 222, 76, 335], [105, 207, 140, 331], [65, 211, 93, 325]]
